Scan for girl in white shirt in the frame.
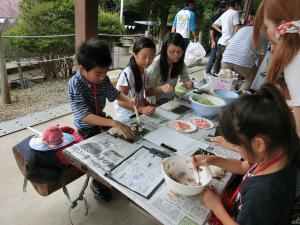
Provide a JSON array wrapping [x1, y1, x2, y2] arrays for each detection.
[[114, 37, 156, 122]]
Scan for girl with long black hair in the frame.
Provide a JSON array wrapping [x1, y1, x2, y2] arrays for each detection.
[[114, 37, 156, 121], [146, 33, 193, 105], [193, 84, 300, 225]]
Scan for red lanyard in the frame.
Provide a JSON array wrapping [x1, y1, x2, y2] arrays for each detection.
[[229, 154, 284, 207], [92, 85, 104, 133], [84, 79, 104, 133]]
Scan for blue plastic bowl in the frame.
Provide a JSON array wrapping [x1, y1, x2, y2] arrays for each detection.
[[213, 89, 239, 103], [189, 94, 226, 118]]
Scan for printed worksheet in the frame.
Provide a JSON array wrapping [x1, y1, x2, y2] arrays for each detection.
[[108, 146, 164, 198]]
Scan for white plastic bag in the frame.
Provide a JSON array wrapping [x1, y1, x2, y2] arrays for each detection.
[[184, 42, 206, 67]]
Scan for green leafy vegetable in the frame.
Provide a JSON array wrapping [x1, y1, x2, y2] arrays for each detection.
[[196, 98, 214, 106]]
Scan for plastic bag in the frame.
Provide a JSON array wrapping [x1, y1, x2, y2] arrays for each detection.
[[184, 41, 206, 67], [251, 50, 272, 91]]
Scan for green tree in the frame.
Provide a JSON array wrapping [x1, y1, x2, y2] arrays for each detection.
[[4, 0, 124, 80], [98, 10, 125, 46], [112, 0, 182, 40], [113, 0, 207, 42], [5, 0, 75, 80]]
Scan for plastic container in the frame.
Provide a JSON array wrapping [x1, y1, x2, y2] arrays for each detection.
[[192, 77, 212, 90], [213, 89, 239, 103], [189, 93, 226, 118]]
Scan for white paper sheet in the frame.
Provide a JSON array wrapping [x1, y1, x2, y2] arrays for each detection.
[[143, 127, 209, 156]]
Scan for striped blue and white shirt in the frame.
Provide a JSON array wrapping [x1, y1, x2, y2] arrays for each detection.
[[222, 26, 265, 68], [68, 70, 119, 129]]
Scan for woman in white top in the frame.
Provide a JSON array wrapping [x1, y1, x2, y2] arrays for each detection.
[[253, 0, 300, 135], [146, 33, 193, 105], [114, 37, 156, 122]]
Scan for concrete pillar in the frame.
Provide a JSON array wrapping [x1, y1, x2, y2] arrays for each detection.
[[0, 32, 11, 104], [75, 0, 99, 49]]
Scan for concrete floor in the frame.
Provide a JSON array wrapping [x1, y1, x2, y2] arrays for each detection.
[[0, 103, 158, 225], [0, 64, 206, 225]]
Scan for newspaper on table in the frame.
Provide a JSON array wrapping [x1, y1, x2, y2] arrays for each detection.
[[140, 145, 239, 225], [63, 100, 241, 225], [64, 113, 169, 174], [128, 170, 234, 225], [149, 184, 210, 225], [137, 114, 168, 130], [64, 132, 141, 174]]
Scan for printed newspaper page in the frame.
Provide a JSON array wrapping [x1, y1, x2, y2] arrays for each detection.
[[64, 132, 142, 174]]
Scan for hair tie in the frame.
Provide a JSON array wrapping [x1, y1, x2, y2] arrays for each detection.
[[276, 20, 300, 39]]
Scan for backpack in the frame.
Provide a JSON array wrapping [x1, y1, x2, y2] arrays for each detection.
[[12, 126, 90, 225], [13, 126, 83, 187]]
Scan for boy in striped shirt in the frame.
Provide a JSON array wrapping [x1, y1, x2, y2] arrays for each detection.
[[68, 38, 135, 202]]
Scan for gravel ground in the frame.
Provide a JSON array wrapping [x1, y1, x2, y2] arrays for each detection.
[[0, 79, 69, 122], [0, 64, 206, 123]]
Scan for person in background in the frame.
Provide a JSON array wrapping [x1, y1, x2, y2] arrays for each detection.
[[205, 1, 228, 75], [114, 37, 156, 122], [245, 8, 255, 26], [194, 84, 299, 225], [171, 0, 197, 49], [253, 0, 300, 136], [212, 0, 240, 74], [68, 39, 135, 202], [146, 33, 193, 106], [221, 10, 266, 91]]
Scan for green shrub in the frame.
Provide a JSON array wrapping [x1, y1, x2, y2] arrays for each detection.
[[4, 1, 125, 79], [98, 10, 124, 34], [98, 9, 125, 46]]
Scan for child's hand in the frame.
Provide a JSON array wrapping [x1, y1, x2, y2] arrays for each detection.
[[201, 186, 222, 210], [185, 81, 194, 89], [140, 106, 156, 117], [114, 121, 134, 140], [160, 84, 174, 94], [211, 136, 235, 151], [192, 154, 214, 169], [131, 97, 139, 108]]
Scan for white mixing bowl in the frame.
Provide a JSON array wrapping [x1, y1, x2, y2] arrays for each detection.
[[161, 155, 212, 196]]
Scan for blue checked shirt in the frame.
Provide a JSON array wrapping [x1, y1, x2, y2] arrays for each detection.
[[68, 70, 119, 129]]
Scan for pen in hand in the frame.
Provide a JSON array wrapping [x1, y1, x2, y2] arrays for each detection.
[[161, 143, 177, 152]]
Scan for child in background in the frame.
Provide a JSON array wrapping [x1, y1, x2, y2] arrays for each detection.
[[146, 33, 193, 106], [193, 84, 299, 225], [114, 37, 156, 122], [68, 39, 135, 202]]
